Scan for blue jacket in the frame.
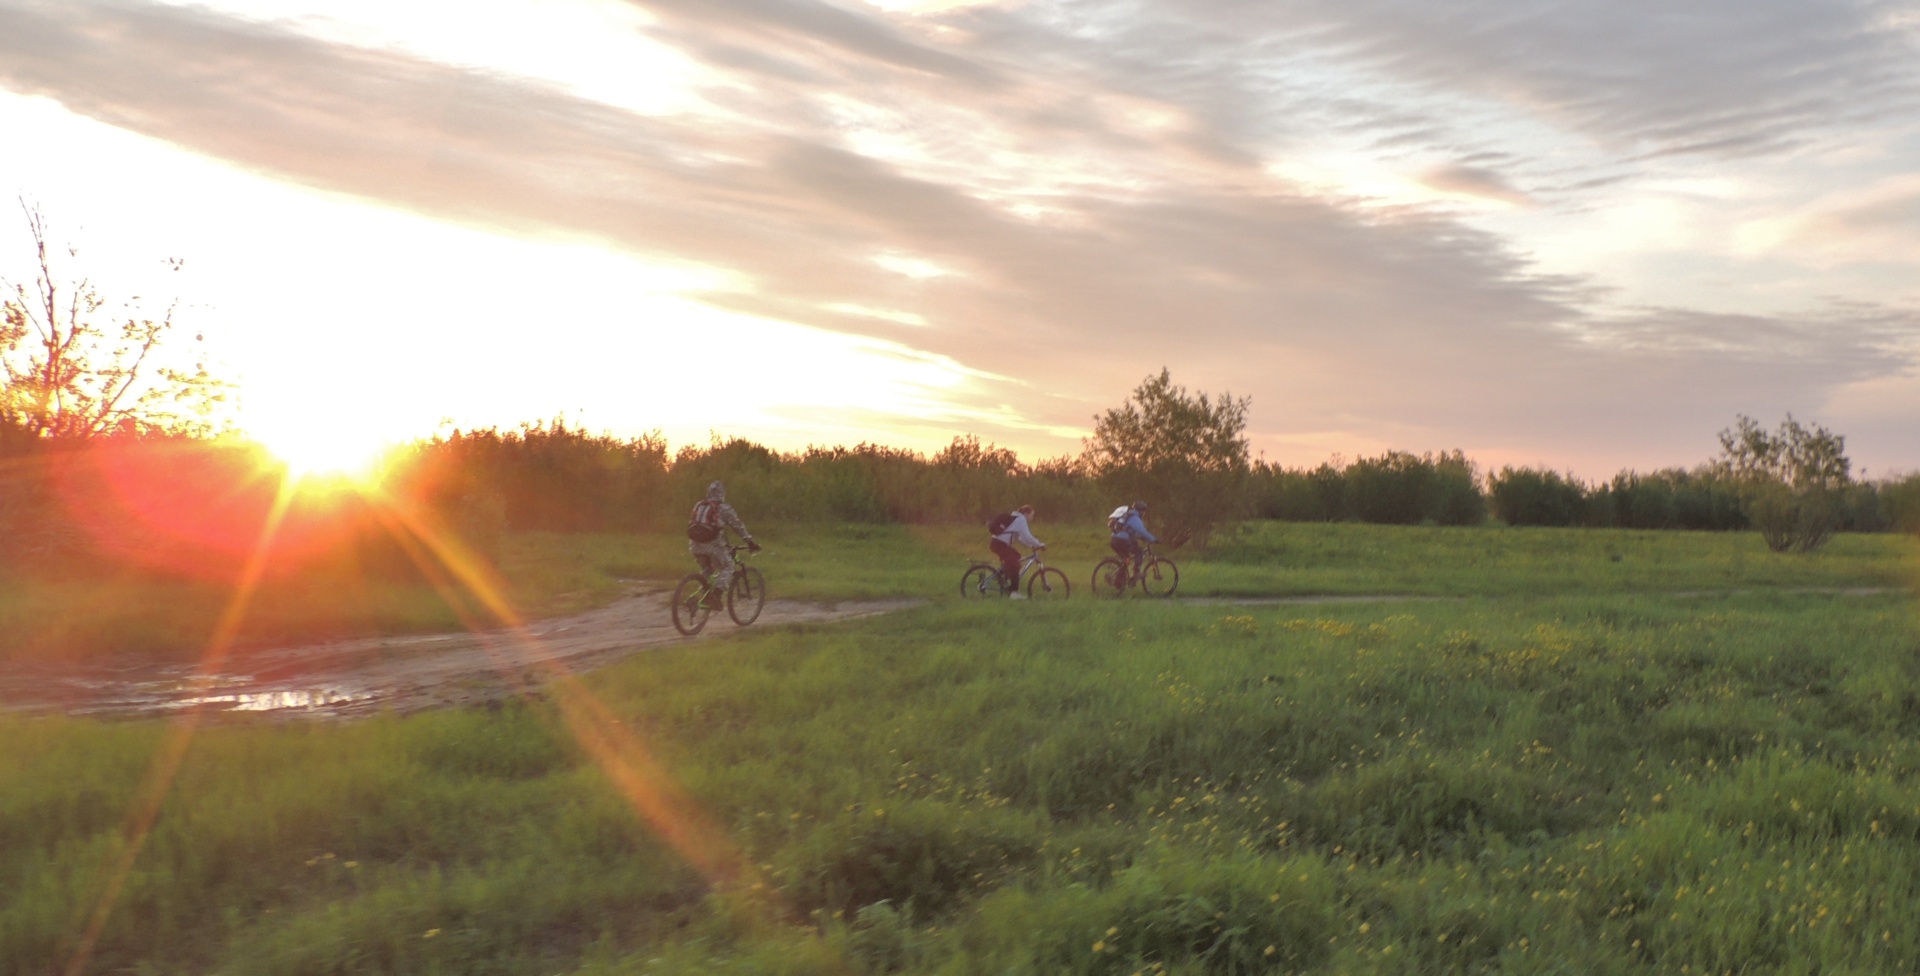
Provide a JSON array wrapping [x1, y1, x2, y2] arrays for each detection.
[[1113, 510, 1157, 544]]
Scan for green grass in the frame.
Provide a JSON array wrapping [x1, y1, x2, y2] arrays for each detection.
[[5, 524, 1920, 973], [4, 521, 1912, 663]]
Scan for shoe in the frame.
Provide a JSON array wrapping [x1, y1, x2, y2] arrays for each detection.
[[701, 593, 724, 610]]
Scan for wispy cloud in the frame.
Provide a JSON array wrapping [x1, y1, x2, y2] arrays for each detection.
[[2, 0, 1917, 472]]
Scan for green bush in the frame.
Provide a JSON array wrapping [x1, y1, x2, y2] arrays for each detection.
[[1488, 467, 1587, 526], [1342, 450, 1484, 526], [1882, 473, 1920, 535]]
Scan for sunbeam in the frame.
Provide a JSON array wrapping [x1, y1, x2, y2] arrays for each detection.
[[364, 486, 761, 886], [63, 470, 300, 976]]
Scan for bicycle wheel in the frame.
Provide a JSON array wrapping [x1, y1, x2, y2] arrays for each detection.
[[728, 568, 766, 625], [960, 563, 1002, 598], [1026, 566, 1070, 600], [670, 575, 712, 635], [1090, 558, 1128, 598], [1139, 557, 1179, 598]]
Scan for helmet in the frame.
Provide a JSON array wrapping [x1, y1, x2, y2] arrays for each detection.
[[1132, 501, 1148, 512], [706, 480, 727, 501]]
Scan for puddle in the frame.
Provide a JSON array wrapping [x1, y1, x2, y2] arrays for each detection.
[[4, 593, 925, 721], [51, 681, 378, 717], [170, 688, 376, 712]]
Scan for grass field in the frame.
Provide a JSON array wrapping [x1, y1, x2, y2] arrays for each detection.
[[3, 525, 1918, 974], [4, 521, 1912, 664]]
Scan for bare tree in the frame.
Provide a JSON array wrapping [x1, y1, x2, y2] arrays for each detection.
[[2, 200, 224, 443], [3, 202, 228, 566]]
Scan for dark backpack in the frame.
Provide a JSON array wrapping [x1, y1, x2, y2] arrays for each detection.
[[687, 500, 722, 543], [986, 511, 1017, 536]]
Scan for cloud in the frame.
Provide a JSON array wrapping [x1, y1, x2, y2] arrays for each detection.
[[1420, 163, 1533, 206], [2, 0, 1916, 474], [634, 0, 1005, 87], [1770, 173, 1920, 264], [1094, 0, 1920, 157]]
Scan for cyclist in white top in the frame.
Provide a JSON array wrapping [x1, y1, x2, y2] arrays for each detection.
[[988, 504, 1044, 595]]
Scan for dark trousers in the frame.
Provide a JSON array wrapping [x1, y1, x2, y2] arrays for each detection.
[[1110, 536, 1143, 571], [989, 539, 1020, 589]]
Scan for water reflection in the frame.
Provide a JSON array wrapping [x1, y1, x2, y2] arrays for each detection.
[[173, 688, 375, 711]]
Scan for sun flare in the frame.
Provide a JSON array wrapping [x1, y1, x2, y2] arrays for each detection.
[[249, 418, 392, 480]]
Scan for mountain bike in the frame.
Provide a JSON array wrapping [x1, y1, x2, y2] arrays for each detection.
[[960, 547, 1070, 600], [1091, 544, 1178, 598], [671, 546, 766, 635]]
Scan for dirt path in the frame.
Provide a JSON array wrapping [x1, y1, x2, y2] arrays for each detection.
[[0, 585, 921, 720], [4, 585, 1905, 721]]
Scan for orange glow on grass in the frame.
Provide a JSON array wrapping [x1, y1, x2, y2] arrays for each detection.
[[361, 486, 759, 884], [65, 472, 299, 976], [69, 469, 771, 968]]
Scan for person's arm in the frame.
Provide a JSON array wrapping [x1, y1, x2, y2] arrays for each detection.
[[1127, 512, 1157, 544], [1011, 515, 1044, 549], [721, 504, 758, 547]]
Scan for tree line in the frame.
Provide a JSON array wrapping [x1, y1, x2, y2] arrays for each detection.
[[6, 201, 1918, 577], [7, 361, 1920, 581]]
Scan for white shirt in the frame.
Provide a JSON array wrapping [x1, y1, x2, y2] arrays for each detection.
[[993, 512, 1043, 548]]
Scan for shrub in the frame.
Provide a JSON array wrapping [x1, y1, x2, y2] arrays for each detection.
[[1717, 414, 1852, 552], [1248, 464, 1333, 521], [1879, 473, 1920, 536], [1343, 450, 1484, 526], [1488, 467, 1587, 526]]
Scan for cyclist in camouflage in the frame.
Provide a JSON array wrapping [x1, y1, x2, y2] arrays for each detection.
[[687, 480, 759, 608]]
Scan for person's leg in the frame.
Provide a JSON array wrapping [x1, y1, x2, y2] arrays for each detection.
[[693, 545, 731, 606], [1109, 537, 1133, 582], [990, 539, 1020, 592]]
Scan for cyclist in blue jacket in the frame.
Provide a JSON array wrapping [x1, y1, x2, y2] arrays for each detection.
[[1108, 501, 1158, 585]]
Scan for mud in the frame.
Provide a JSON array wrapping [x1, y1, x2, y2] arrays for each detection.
[[0, 584, 922, 721], [4, 584, 1903, 721]]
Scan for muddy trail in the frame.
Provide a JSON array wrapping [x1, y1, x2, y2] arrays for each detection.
[[0, 585, 921, 721], [5, 585, 1905, 721]]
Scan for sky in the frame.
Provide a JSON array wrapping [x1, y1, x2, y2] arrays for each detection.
[[1, 0, 1917, 479]]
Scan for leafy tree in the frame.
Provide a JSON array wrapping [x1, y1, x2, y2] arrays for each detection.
[[1082, 368, 1251, 546], [1716, 414, 1851, 552], [1, 202, 224, 443]]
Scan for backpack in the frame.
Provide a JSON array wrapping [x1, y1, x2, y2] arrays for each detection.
[[687, 499, 722, 543], [1107, 505, 1132, 535], [986, 511, 1017, 536]]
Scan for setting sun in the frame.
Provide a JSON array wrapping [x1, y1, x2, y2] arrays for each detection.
[[249, 415, 393, 480]]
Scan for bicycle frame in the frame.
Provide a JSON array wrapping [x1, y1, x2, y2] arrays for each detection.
[[692, 546, 755, 599], [1115, 545, 1152, 581], [1001, 549, 1047, 590]]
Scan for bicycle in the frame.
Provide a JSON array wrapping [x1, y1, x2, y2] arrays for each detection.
[[671, 546, 766, 635], [960, 547, 1070, 600], [1091, 544, 1178, 598]]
